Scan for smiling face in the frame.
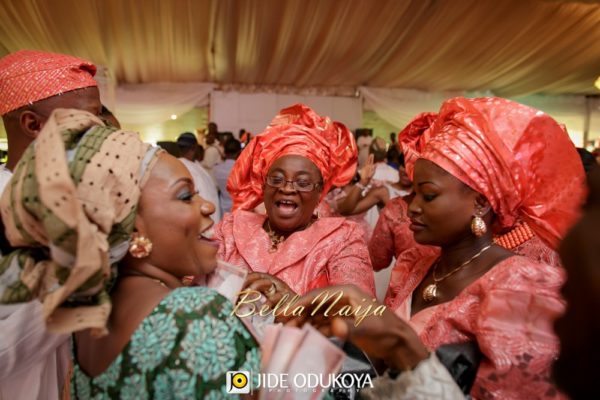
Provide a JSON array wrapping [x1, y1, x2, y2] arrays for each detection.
[[263, 155, 323, 233], [408, 159, 482, 246], [134, 153, 218, 277]]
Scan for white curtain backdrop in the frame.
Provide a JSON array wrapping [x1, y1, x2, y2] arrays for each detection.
[[361, 86, 595, 147], [91, 79, 598, 147], [211, 90, 363, 136], [113, 83, 214, 126], [360, 86, 463, 129]]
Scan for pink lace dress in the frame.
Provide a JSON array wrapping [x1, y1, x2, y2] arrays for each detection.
[[392, 253, 566, 399], [214, 210, 376, 296], [383, 219, 561, 309], [368, 196, 430, 271]]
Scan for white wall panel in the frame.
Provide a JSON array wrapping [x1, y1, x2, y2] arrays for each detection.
[[211, 91, 362, 138]]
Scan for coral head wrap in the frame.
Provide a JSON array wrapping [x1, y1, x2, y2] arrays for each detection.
[[228, 104, 357, 211], [399, 97, 586, 250]]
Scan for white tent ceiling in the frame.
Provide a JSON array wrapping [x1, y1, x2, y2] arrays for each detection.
[[2, 0, 600, 97]]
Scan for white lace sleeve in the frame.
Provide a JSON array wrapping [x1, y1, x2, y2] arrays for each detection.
[[360, 354, 465, 400]]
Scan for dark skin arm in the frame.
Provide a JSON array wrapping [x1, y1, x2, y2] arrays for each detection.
[[337, 154, 389, 215], [74, 277, 172, 376], [336, 154, 375, 214], [346, 186, 389, 214]]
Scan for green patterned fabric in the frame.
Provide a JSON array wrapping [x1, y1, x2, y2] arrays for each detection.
[[71, 287, 261, 399]]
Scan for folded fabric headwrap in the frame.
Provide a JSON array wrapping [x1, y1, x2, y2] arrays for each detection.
[[228, 104, 357, 211], [397, 112, 438, 178], [0, 50, 97, 115], [399, 97, 586, 250], [0, 109, 160, 335]]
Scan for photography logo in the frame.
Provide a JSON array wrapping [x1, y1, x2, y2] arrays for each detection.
[[226, 371, 250, 394]]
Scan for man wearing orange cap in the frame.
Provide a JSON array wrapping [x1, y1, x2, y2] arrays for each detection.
[[0, 49, 101, 400], [0, 49, 102, 190]]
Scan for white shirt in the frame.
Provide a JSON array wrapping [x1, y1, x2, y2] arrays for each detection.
[[0, 165, 70, 400], [213, 159, 235, 214], [0, 303, 70, 400], [0, 165, 12, 195], [202, 145, 223, 183], [179, 158, 221, 223], [373, 162, 399, 184]]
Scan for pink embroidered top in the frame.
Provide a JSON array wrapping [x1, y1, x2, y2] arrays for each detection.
[[379, 201, 562, 309], [392, 253, 565, 399], [215, 210, 376, 296], [369, 196, 423, 271]]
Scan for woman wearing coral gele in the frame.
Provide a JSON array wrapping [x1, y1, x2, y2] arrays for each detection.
[[287, 98, 586, 399], [216, 104, 375, 302], [394, 97, 585, 398]]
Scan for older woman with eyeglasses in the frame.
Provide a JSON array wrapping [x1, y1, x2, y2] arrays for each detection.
[[214, 104, 375, 302]]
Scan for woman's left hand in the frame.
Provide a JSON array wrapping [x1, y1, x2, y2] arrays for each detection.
[[242, 272, 297, 310]]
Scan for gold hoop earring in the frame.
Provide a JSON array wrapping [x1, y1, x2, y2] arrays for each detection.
[[471, 215, 487, 237], [128, 233, 153, 258]]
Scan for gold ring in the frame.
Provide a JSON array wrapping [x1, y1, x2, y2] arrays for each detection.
[[265, 284, 276, 297]]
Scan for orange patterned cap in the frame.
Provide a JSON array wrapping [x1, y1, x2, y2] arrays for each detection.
[[0, 50, 97, 115]]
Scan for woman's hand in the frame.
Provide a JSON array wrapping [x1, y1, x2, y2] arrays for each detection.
[[359, 154, 376, 185], [281, 284, 429, 371], [243, 272, 297, 310]]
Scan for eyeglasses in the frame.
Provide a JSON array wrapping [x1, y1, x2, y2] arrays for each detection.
[[265, 175, 322, 192]]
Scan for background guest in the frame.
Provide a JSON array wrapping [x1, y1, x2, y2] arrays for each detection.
[[176, 132, 221, 222], [577, 147, 599, 175], [202, 122, 224, 183], [357, 129, 373, 168], [386, 143, 401, 169], [389, 131, 397, 147], [214, 138, 241, 214]]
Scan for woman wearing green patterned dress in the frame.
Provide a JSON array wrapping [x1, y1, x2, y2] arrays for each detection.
[[0, 109, 260, 399]]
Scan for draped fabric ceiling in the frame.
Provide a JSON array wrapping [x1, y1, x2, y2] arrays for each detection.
[[2, 0, 600, 97]]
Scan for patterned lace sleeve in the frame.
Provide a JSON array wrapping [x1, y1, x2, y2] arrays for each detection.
[[472, 259, 566, 399], [327, 222, 376, 296], [73, 287, 261, 399], [512, 235, 562, 268], [368, 205, 395, 271], [214, 212, 234, 262], [360, 354, 465, 400]]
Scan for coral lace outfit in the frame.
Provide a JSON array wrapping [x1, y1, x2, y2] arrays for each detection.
[[216, 210, 375, 296], [393, 98, 586, 398], [218, 104, 375, 296]]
